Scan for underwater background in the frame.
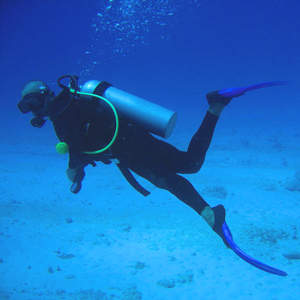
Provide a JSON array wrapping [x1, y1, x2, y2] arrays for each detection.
[[1, 0, 300, 299]]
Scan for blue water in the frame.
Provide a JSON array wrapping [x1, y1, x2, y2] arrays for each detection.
[[1, 1, 300, 299], [1, 0, 299, 116]]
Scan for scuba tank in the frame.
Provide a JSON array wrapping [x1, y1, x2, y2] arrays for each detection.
[[80, 80, 177, 138]]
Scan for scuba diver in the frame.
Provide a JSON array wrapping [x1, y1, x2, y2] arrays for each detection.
[[17, 75, 289, 276]]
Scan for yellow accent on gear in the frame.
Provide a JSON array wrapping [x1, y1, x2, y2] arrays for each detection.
[[56, 142, 69, 154]]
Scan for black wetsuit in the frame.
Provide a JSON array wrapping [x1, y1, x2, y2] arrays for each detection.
[[51, 95, 219, 215]]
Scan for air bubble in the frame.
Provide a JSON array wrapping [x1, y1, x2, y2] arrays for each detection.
[[80, 0, 178, 76]]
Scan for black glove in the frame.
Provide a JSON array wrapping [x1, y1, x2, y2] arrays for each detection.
[[69, 168, 85, 194]]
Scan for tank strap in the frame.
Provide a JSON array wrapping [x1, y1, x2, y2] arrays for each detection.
[[116, 163, 150, 197], [93, 81, 113, 96]]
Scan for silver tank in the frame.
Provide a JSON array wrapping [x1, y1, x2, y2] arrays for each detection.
[[80, 80, 177, 138]]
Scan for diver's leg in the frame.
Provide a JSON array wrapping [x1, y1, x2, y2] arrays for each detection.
[[165, 173, 230, 247], [185, 91, 239, 173], [130, 159, 229, 247], [163, 173, 209, 214], [164, 173, 229, 246], [186, 110, 220, 172], [133, 166, 209, 216], [184, 93, 234, 246], [140, 109, 222, 174]]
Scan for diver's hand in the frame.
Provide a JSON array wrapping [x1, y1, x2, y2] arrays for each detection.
[[66, 168, 77, 182], [67, 168, 85, 194]]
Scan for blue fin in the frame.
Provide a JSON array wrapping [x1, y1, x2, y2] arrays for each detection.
[[218, 81, 290, 97], [222, 222, 287, 276]]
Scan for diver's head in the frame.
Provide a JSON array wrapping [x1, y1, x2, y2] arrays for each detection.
[[18, 80, 55, 127]]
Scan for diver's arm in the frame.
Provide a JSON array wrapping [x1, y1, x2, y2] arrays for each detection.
[[67, 167, 85, 194], [66, 153, 86, 194], [66, 150, 96, 194]]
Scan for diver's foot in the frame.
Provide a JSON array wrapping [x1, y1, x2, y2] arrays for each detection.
[[212, 205, 231, 248], [206, 90, 233, 106]]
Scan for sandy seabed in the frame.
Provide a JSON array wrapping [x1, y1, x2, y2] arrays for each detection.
[[1, 114, 299, 300]]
